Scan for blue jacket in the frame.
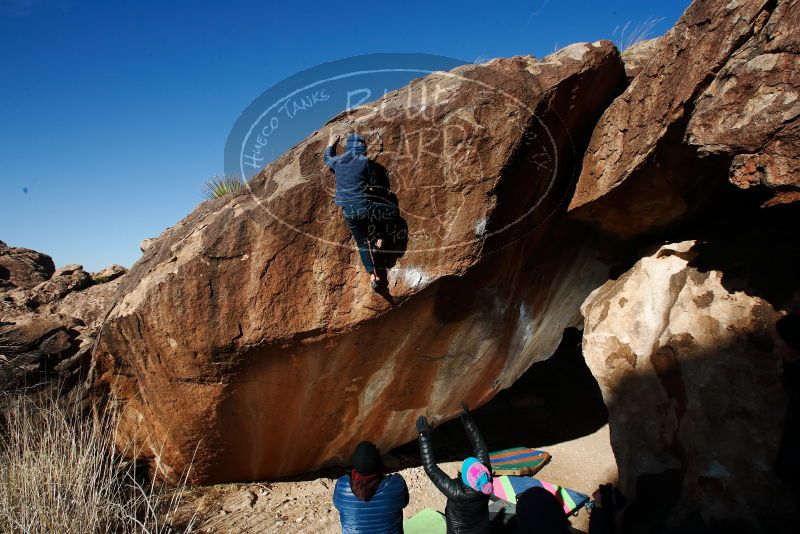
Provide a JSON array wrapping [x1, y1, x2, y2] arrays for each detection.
[[333, 473, 409, 534], [323, 144, 371, 206]]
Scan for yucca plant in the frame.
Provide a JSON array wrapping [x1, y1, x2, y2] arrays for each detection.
[[202, 175, 245, 200]]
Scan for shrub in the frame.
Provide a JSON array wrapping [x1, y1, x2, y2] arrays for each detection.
[[202, 175, 245, 200], [0, 390, 197, 533]]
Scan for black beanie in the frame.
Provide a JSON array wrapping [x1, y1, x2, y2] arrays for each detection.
[[351, 441, 383, 475], [514, 487, 571, 534]]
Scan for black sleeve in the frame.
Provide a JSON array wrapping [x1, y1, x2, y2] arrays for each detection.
[[418, 431, 464, 498], [462, 411, 491, 470]]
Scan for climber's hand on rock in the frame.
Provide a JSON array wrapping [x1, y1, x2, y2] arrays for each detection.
[[416, 415, 431, 436], [328, 132, 339, 146]]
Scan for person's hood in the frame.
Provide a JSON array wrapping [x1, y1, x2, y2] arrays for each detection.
[[345, 133, 366, 155], [350, 470, 383, 502]]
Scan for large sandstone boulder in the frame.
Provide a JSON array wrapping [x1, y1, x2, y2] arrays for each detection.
[[93, 42, 626, 483], [569, 0, 798, 237], [687, 0, 800, 207], [0, 240, 55, 290], [581, 241, 797, 531]]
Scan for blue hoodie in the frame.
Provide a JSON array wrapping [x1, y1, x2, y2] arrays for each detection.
[[333, 473, 409, 534], [323, 134, 370, 206]]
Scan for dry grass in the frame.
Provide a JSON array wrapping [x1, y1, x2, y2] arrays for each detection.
[[0, 390, 197, 533], [613, 17, 665, 51]]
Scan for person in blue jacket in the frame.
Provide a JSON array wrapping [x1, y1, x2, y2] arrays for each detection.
[[333, 440, 409, 534], [324, 131, 394, 290]]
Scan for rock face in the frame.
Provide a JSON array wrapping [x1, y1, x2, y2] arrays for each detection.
[[1, 298, 79, 395], [1, 258, 124, 400], [620, 37, 661, 80], [91, 264, 127, 284], [687, 0, 800, 207], [139, 237, 156, 253], [49, 275, 126, 331], [93, 42, 626, 483], [27, 264, 93, 306], [0, 240, 55, 290], [581, 241, 797, 530], [566, 2, 800, 528], [569, 0, 799, 237], [4, 2, 795, 529]]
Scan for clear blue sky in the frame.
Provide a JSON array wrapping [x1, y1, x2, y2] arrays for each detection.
[[0, 0, 690, 272]]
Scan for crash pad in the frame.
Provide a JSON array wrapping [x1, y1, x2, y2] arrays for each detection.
[[492, 475, 589, 515], [489, 446, 551, 476], [403, 507, 446, 534], [488, 499, 517, 527]]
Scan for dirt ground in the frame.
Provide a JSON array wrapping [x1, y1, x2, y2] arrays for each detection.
[[171, 424, 617, 533]]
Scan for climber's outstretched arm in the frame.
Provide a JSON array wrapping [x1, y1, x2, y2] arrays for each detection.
[[323, 132, 339, 169], [460, 402, 491, 470], [417, 416, 462, 498]]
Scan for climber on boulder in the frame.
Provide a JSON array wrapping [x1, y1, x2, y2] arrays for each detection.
[[416, 402, 493, 534], [332, 440, 409, 534], [324, 131, 393, 290]]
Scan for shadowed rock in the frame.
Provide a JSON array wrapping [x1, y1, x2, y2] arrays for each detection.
[[1, 255, 124, 400], [581, 241, 798, 530]]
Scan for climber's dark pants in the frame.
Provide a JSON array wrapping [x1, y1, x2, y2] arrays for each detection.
[[341, 202, 376, 274]]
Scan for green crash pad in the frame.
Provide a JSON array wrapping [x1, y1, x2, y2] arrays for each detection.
[[403, 507, 446, 534]]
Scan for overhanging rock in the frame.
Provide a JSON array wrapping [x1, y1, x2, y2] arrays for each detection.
[[93, 42, 625, 483]]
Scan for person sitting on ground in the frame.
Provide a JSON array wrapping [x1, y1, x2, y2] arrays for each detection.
[[323, 131, 386, 289], [332, 440, 409, 534], [513, 486, 572, 534], [416, 402, 493, 534], [514, 482, 625, 534]]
